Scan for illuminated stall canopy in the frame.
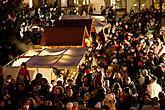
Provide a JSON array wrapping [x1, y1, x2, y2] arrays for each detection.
[[3, 48, 88, 84], [10, 47, 88, 68]]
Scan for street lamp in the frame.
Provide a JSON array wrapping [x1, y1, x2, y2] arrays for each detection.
[[142, 3, 145, 9], [134, 3, 137, 12], [134, 3, 137, 6]]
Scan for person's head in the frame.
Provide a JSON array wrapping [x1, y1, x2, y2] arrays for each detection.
[[73, 102, 79, 110], [53, 100, 64, 109], [66, 89, 73, 97], [6, 75, 12, 83], [32, 84, 39, 93], [161, 63, 165, 71], [24, 98, 36, 107], [83, 76, 88, 83], [113, 72, 121, 79], [67, 79, 74, 88], [123, 87, 131, 95], [144, 99, 152, 105], [95, 102, 102, 109], [38, 96, 45, 105], [142, 93, 151, 100], [158, 92, 165, 99], [17, 82, 25, 91], [3, 93, 10, 101], [103, 93, 116, 106], [78, 100, 86, 110], [25, 98, 33, 106], [125, 77, 131, 84], [113, 82, 121, 89], [84, 92, 91, 102], [90, 87, 97, 98], [35, 73, 43, 80], [41, 78, 48, 85], [6, 75, 12, 80], [0, 100, 6, 108], [66, 102, 73, 110], [105, 71, 112, 78], [53, 86, 63, 96], [122, 66, 127, 72], [21, 62, 27, 68]]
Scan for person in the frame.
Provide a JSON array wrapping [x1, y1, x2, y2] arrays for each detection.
[[159, 92, 165, 110], [146, 76, 162, 98], [66, 102, 74, 110], [119, 87, 137, 110], [102, 93, 116, 110], [18, 62, 31, 83]]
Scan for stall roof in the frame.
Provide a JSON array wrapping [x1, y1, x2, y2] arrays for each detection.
[[26, 55, 62, 67], [55, 19, 93, 33], [12, 58, 31, 67], [64, 47, 88, 56], [40, 27, 86, 46], [38, 48, 67, 56], [17, 48, 88, 68], [53, 55, 84, 67]]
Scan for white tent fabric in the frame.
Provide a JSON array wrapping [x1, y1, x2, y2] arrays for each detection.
[[23, 49, 42, 56], [6, 47, 88, 78], [12, 58, 31, 67], [26, 55, 62, 67], [10, 48, 88, 68], [64, 48, 88, 56], [91, 16, 106, 22], [38, 48, 66, 56], [26, 48, 88, 67], [54, 55, 84, 67]]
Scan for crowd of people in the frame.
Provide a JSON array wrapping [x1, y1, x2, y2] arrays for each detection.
[[17, 4, 63, 45], [0, 0, 76, 66], [0, 0, 79, 66], [0, 0, 24, 65], [17, 3, 81, 45], [0, 1, 165, 110]]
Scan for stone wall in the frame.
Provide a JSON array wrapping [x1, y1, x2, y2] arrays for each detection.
[[24, 0, 152, 12], [90, 0, 105, 13], [127, 0, 153, 12]]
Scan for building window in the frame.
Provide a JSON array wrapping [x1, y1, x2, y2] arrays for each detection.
[[74, 0, 78, 5], [111, 0, 126, 10], [83, 0, 89, 5], [61, 0, 67, 7], [68, 0, 74, 6]]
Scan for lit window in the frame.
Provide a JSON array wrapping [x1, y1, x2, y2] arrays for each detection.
[[83, 0, 89, 5], [74, 0, 78, 5]]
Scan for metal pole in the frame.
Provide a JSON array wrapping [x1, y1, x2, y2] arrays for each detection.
[[125, 0, 127, 13], [139, 0, 140, 11], [160, 0, 162, 28]]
